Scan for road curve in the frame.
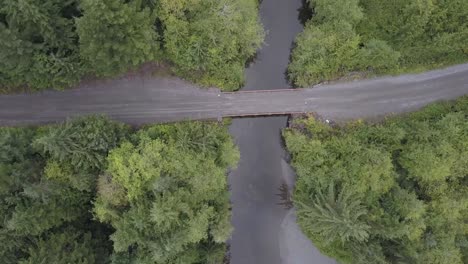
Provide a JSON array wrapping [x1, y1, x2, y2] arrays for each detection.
[[0, 63, 468, 126]]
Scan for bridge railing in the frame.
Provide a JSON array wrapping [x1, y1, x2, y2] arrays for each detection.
[[222, 88, 301, 94], [222, 111, 306, 118]]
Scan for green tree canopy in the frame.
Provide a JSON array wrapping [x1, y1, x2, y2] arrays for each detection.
[[19, 229, 98, 264], [95, 121, 239, 263], [33, 115, 129, 174], [76, 0, 160, 77], [1, 0, 263, 92], [289, 0, 468, 87], [1, 117, 238, 263], [0, 116, 128, 263], [158, 0, 264, 90], [284, 97, 468, 263], [0, 0, 82, 91]]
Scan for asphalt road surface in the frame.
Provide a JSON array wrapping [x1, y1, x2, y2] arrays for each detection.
[[0, 63, 467, 126]]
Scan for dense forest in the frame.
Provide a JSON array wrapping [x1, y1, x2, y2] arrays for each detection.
[[284, 96, 468, 263], [0, 117, 239, 263], [0, 0, 264, 92], [288, 0, 468, 87]]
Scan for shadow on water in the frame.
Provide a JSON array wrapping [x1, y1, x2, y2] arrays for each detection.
[[298, 0, 313, 25], [284, 0, 314, 87], [285, 39, 304, 88], [245, 50, 260, 68], [284, 41, 296, 88]]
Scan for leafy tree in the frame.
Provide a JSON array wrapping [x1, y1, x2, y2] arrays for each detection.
[[288, 22, 361, 87], [76, 0, 160, 77], [310, 0, 363, 25], [0, 117, 238, 263], [0, 127, 39, 263], [95, 122, 239, 263], [284, 96, 468, 263], [0, 116, 129, 263], [5, 181, 90, 236], [19, 229, 97, 264], [289, 0, 468, 87], [288, 0, 365, 86], [33, 115, 129, 174], [1, 0, 263, 92], [357, 39, 400, 72], [158, 0, 264, 90], [0, 0, 83, 91], [296, 184, 370, 245]]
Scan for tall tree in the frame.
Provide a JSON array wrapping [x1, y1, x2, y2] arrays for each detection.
[[0, 116, 127, 263], [33, 115, 129, 174], [19, 229, 97, 264], [289, 0, 468, 86], [76, 0, 160, 76], [95, 122, 239, 263], [284, 97, 468, 263], [158, 0, 264, 90], [0, 0, 82, 90]]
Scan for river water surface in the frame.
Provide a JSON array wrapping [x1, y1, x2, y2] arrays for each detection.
[[228, 0, 337, 263]]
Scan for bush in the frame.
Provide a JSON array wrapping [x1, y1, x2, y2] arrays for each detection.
[[357, 39, 400, 72]]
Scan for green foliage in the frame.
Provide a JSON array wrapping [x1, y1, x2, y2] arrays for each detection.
[[95, 121, 239, 263], [288, 0, 366, 87], [310, 0, 363, 25], [357, 0, 468, 69], [106, 140, 167, 200], [1, 0, 263, 92], [34, 115, 129, 173], [6, 182, 90, 235], [159, 0, 264, 90], [357, 39, 400, 72], [0, 117, 238, 263], [296, 184, 370, 244], [19, 229, 97, 264], [0, 116, 128, 263], [0, 0, 83, 91], [288, 22, 361, 86], [289, 0, 468, 87], [76, 0, 160, 77], [284, 96, 468, 263]]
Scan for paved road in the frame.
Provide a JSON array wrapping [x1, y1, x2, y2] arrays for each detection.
[[1, 63, 467, 126]]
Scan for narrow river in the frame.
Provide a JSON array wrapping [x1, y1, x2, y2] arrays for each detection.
[[228, 0, 337, 263]]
